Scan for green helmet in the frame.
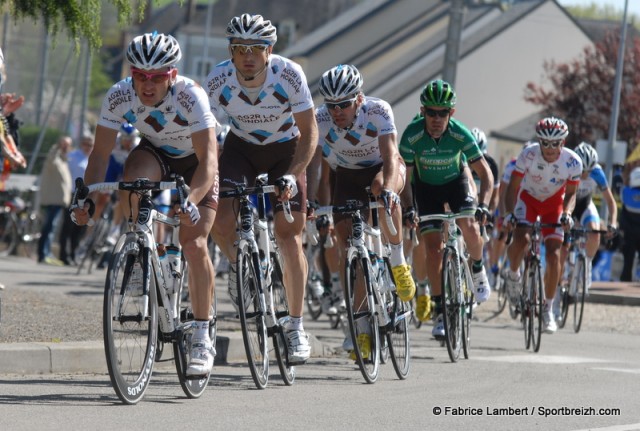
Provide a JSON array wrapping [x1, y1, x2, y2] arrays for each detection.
[[420, 79, 456, 108]]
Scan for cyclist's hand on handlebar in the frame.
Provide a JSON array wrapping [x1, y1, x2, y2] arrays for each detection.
[[402, 206, 417, 228], [70, 199, 94, 226], [504, 212, 517, 229], [607, 223, 618, 239], [306, 199, 318, 219], [176, 201, 201, 226], [560, 212, 574, 230], [275, 174, 298, 202], [378, 188, 400, 214], [475, 203, 491, 225]]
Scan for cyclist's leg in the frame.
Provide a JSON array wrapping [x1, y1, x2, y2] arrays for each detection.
[[121, 140, 164, 218]]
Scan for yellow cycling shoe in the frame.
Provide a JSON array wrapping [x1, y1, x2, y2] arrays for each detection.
[[392, 263, 416, 302], [349, 333, 371, 361], [415, 294, 432, 322]]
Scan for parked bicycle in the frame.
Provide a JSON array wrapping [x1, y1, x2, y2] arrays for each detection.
[[558, 227, 609, 333], [74, 176, 215, 404], [507, 217, 564, 352], [316, 189, 411, 383], [419, 211, 476, 363], [219, 174, 295, 389], [0, 188, 41, 258]]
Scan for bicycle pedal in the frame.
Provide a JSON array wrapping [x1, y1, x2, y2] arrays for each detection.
[[185, 372, 210, 380]]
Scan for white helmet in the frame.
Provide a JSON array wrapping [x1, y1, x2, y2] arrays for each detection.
[[574, 142, 598, 171], [471, 127, 487, 154], [226, 14, 277, 45], [126, 32, 182, 70], [318, 65, 363, 102], [535, 116, 569, 141]]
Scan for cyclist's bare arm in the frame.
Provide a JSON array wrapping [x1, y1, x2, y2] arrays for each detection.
[[469, 156, 494, 207], [306, 145, 323, 204], [562, 182, 578, 215], [317, 158, 333, 206], [185, 127, 218, 206], [288, 108, 318, 179], [504, 174, 523, 215], [602, 186, 618, 227], [378, 133, 400, 193]]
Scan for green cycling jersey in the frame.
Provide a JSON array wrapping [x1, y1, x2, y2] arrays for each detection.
[[399, 115, 482, 185]]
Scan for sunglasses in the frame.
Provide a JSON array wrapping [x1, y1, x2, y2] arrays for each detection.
[[131, 68, 173, 84], [325, 98, 357, 110], [540, 140, 562, 148], [230, 44, 270, 55], [424, 108, 451, 118]]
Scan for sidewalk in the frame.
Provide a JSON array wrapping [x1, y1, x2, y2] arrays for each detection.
[[0, 255, 639, 375]]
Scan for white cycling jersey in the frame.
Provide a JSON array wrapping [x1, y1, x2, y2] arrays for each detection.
[[205, 54, 314, 145], [98, 76, 218, 158], [316, 97, 396, 170], [501, 158, 517, 184], [576, 163, 608, 200], [513, 143, 582, 201]]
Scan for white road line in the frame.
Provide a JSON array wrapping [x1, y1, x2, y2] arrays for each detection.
[[475, 355, 611, 364]]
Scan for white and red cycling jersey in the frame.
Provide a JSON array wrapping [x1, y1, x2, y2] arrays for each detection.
[[316, 97, 396, 170], [205, 54, 314, 146]]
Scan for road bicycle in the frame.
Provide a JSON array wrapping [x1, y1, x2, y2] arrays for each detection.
[[558, 227, 608, 333], [420, 211, 476, 363], [219, 174, 295, 389], [507, 217, 564, 352], [74, 176, 216, 404], [0, 188, 41, 258], [316, 190, 411, 383], [75, 197, 115, 275]]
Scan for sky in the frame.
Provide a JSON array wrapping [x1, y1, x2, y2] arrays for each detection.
[[558, 0, 640, 18]]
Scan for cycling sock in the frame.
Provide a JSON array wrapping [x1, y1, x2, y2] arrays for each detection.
[[389, 242, 406, 267], [472, 259, 483, 273], [543, 299, 553, 310], [432, 295, 443, 316], [285, 316, 303, 331], [194, 320, 210, 341]]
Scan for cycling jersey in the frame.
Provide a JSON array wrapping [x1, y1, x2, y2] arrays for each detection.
[[399, 115, 482, 185], [316, 97, 396, 170], [97, 76, 218, 159], [472, 153, 499, 189], [576, 163, 608, 200], [501, 158, 517, 184], [205, 54, 314, 145], [512, 144, 582, 201]]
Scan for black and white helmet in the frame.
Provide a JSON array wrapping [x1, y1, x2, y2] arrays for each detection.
[[574, 142, 598, 171], [471, 127, 487, 154], [226, 14, 277, 45], [318, 65, 363, 102], [126, 32, 182, 70], [535, 116, 569, 141]]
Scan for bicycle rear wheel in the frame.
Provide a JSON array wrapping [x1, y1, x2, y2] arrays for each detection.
[[237, 240, 269, 389], [174, 262, 216, 398], [530, 260, 543, 352], [0, 212, 18, 257], [379, 260, 409, 379], [270, 250, 296, 386], [103, 233, 157, 404], [461, 260, 473, 360], [572, 255, 587, 333], [344, 247, 380, 383], [441, 247, 462, 363], [495, 265, 508, 314]]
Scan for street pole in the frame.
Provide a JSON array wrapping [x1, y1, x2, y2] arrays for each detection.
[[442, 0, 466, 86]]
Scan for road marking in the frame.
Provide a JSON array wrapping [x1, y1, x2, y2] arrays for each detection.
[[592, 367, 640, 375], [476, 355, 610, 364]]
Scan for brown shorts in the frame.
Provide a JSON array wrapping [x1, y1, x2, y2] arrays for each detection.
[[131, 139, 219, 210], [219, 132, 307, 214]]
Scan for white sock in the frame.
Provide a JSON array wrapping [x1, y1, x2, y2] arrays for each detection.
[[389, 242, 406, 267], [285, 316, 303, 332], [544, 299, 554, 311], [194, 320, 210, 341]]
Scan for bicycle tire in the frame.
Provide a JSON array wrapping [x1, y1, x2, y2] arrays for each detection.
[[103, 233, 158, 404], [344, 247, 380, 383], [270, 250, 296, 386], [0, 212, 18, 257], [383, 261, 410, 379], [174, 261, 216, 398], [461, 259, 473, 360], [530, 260, 543, 352], [441, 247, 462, 363], [521, 260, 532, 350], [495, 266, 508, 315], [237, 240, 269, 389], [558, 282, 570, 329], [572, 255, 587, 333]]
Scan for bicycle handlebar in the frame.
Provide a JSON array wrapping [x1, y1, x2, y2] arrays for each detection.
[[219, 182, 294, 224], [315, 200, 394, 234]]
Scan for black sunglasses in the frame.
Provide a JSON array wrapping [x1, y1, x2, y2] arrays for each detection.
[[424, 108, 451, 118], [540, 140, 562, 148], [325, 98, 356, 110]]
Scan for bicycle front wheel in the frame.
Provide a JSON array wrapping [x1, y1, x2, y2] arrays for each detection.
[[495, 265, 508, 314], [441, 247, 462, 363], [103, 233, 158, 404], [461, 259, 473, 360], [572, 255, 587, 333], [530, 260, 543, 352], [344, 247, 380, 383], [270, 250, 296, 386], [237, 240, 269, 389]]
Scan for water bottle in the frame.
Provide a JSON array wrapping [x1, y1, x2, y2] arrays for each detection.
[[165, 245, 182, 293], [157, 244, 171, 290]]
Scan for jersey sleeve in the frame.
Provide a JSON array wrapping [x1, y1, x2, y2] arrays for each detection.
[[590, 165, 609, 190], [398, 128, 416, 166], [98, 81, 134, 131], [285, 62, 315, 114], [372, 100, 397, 137], [181, 83, 219, 134]]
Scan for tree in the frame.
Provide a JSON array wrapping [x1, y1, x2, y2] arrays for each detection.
[[524, 29, 640, 151], [0, 0, 151, 50]]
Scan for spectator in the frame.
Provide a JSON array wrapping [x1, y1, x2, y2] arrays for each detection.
[[37, 136, 72, 265], [0, 47, 26, 174], [59, 135, 93, 265], [619, 165, 640, 281]]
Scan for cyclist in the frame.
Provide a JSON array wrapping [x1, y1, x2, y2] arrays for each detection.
[[503, 117, 582, 334], [399, 79, 494, 339], [206, 14, 318, 365], [71, 32, 220, 377], [562, 142, 617, 294], [311, 64, 415, 355]]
